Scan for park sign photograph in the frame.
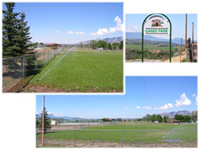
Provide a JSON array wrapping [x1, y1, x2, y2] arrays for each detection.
[[144, 15, 170, 35], [125, 13, 197, 63]]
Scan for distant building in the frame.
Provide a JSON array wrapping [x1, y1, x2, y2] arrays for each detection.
[[96, 48, 104, 51], [170, 120, 180, 124], [153, 121, 159, 124], [51, 120, 56, 125]]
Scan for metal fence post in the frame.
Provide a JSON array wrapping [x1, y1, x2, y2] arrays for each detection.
[[74, 130, 76, 147], [170, 129, 172, 148], [122, 130, 124, 148]]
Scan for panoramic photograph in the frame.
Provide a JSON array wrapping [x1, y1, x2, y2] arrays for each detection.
[[2, 2, 124, 93], [126, 14, 197, 62], [36, 76, 197, 148]]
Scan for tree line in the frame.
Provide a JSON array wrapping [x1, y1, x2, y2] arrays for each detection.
[[79, 40, 123, 50], [3, 2, 33, 58], [139, 111, 198, 123]]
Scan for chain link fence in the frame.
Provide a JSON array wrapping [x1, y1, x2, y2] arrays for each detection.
[[36, 129, 197, 148], [3, 48, 63, 92]]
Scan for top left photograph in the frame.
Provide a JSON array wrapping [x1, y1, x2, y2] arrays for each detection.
[[2, 2, 124, 93]]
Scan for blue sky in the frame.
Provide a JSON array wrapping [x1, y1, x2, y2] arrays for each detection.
[[2, 2, 123, 44], [36, 76, 197, 118], [126, 14, 197, 40]]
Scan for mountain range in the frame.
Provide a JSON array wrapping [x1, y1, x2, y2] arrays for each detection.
[[126, 32, 197, 45], [81, 36, 123, 45], [160, 110, 197, 118], [36, 110, 196, 120]]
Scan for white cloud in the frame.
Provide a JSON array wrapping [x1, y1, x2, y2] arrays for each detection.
[[154, 107, 158, 110], [68, 30, 73, 34], [195, 95, 198, 105], [175, 93, 191, 107], [68, 31, 85, 35], [135, 106, 140, 109], [143, 106, 152, 110], [90, 16, 123, 36], [192, 94, 196, 97], [159, 103, 174, 110], [124, 107, 129, 110]]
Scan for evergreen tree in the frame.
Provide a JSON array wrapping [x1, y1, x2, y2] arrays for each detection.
[[119, 41, 123, 49], [3, 3, 20, 57], [156, 114, 162, 122], [108, 42, 112, 50], [17, 12, 32, 55], [38, 108, 51, 131], [163, 116, 169, 123], [3, 3, 33, 57]]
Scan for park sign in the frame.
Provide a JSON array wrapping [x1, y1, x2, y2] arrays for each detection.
[[141, 13, 172, 62], [144, 15, 170, 35]]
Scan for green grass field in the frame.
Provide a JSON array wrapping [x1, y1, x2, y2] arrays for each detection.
[[37, 123, 197, 147], [28, 47, 123, 92]]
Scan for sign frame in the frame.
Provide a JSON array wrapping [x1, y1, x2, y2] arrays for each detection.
[[141, 13, 172, 62]]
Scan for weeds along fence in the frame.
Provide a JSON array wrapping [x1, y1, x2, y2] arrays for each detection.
[[36, 129, 197, 148], [3, 48, 63, 92]]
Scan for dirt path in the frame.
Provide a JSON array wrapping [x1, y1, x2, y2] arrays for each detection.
[[165, 52, 186, 62]]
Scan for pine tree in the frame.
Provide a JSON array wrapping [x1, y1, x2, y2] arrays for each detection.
[[3, 3, 20, 57], [17, 12, 32, 55], [3, 3, 33, 58], [119, 41, 123, 49], [38, 108, 51, 131], [108, 42, 112, 50]]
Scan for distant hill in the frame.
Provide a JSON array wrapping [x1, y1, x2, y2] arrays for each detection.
[[125, 32, 197, 45], [81, 36, 123, 45], [36, 114, 88, 120], [160, 110, 197, 118]]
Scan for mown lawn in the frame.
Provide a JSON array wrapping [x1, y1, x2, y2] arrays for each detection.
[[29, 48, 123, 92], [38, 123, 197, 144]]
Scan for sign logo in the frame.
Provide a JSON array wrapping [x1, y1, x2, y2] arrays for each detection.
[[144, 15, 169, 35], [151, 19, 163, 27]]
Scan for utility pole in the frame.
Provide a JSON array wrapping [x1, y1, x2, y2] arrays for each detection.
[[42, 96, 45, 146], [185, 14, 187, 55], [180, 38, 182, 62], [192, 22, 194, 43]]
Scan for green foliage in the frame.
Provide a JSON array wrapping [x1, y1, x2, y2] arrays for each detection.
[[90, 40, 97, 49], [3, 2, 33, 58], [175, 114, 192, 122], [89, 40, 123, 50], [101, 118, 109, 122], [79, 42, 83, 48], [163, 116, 169, 123], [116, 118, 122, 122], [143, 114, 163, 122], [37, 108, 51, 131], [181, 58, 188, 62], [108, 42, 112, 50], [119, 41, 123, 49], [156, 114, 162, 122]]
